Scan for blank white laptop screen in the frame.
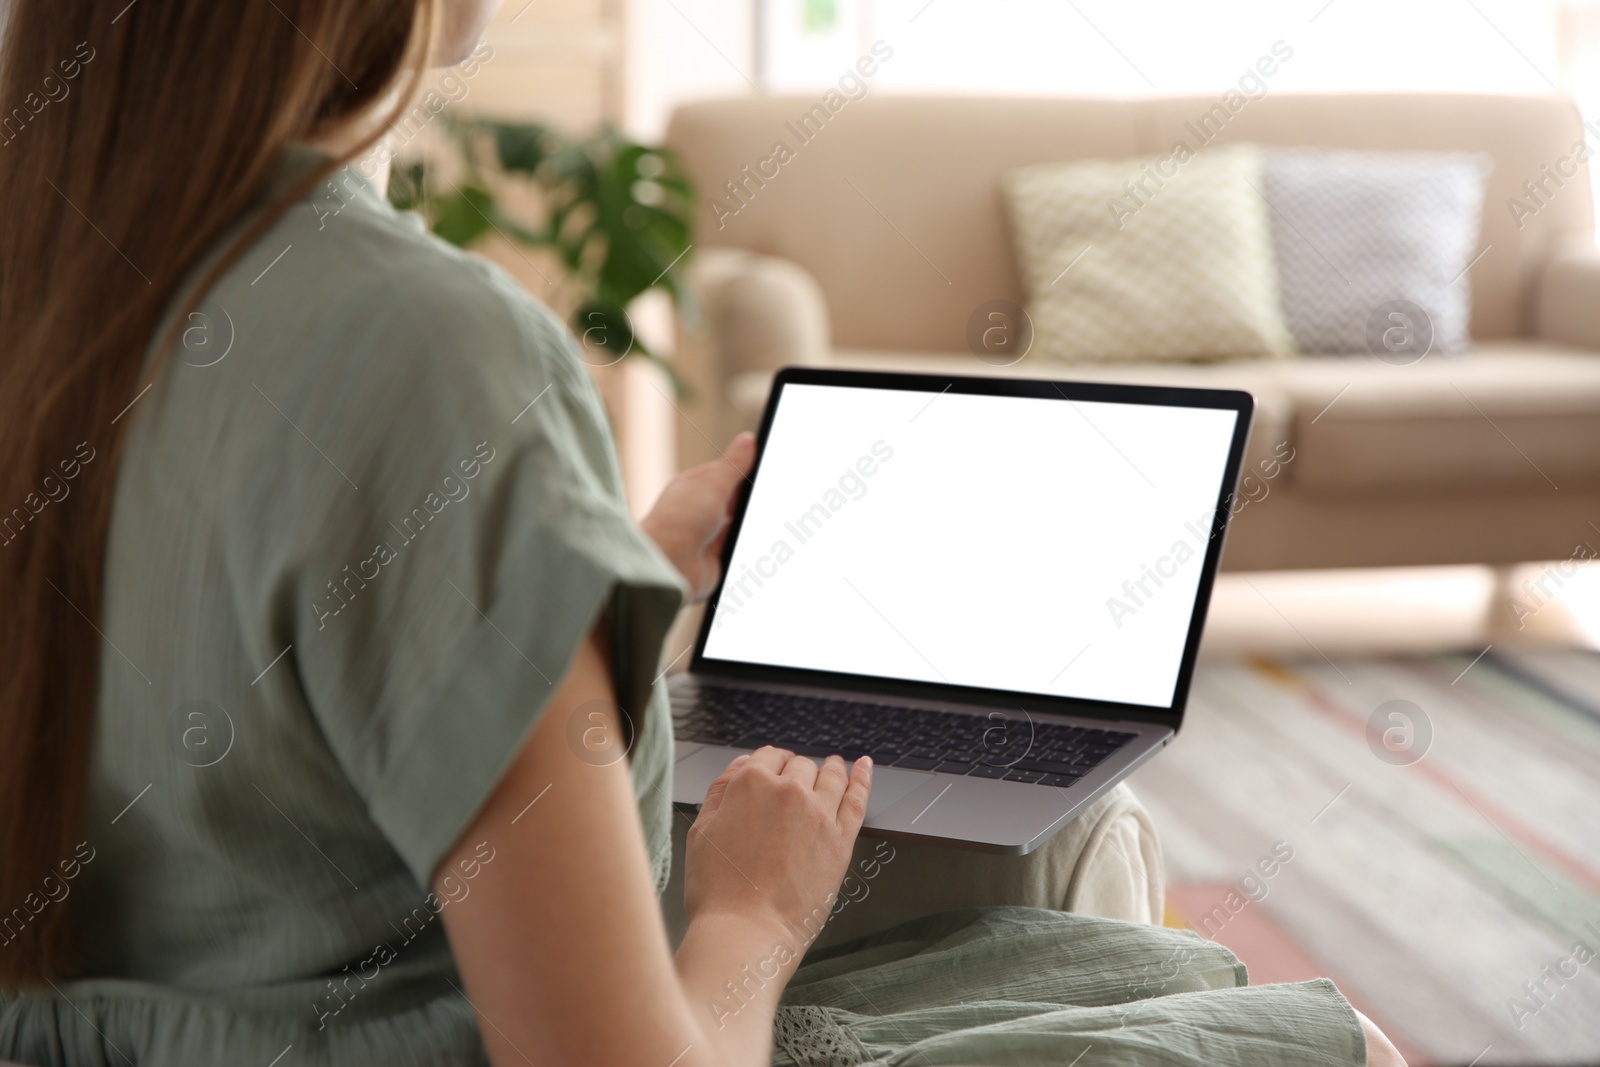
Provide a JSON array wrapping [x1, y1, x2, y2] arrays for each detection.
[[701, 383, 1241, 709]]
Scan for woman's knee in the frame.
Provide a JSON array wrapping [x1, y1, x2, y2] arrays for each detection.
[[1356, 1011, 1407, 1067], [1059, 783, 1166, 923]]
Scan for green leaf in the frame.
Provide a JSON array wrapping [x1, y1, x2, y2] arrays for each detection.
[[387, 161, 430, 213], [491, 121, 553, 175], [571, 299, 635, 359], [430, 185, 495, 248]]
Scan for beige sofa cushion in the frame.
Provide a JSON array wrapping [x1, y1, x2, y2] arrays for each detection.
[[726, 342, 1600, 496], [1267, 342, 1600, 495]]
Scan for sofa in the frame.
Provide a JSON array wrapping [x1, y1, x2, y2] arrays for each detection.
[[664, 93, 1600, 572]]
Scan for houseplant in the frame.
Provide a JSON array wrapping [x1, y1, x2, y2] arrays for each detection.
[[388, 118, 696, 394]]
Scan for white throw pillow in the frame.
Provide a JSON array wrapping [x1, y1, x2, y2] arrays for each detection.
[[1263, 149, 1491, 356], [1002, 144, 1296, 363]]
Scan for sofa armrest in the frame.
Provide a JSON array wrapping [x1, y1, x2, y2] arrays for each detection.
[[1535, 237, 1600, 350], [673, 248, 832, 467], [690, 247, 831, 378]]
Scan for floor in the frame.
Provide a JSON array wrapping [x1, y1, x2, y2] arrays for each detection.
[[1140, 565, 1600, 1067]]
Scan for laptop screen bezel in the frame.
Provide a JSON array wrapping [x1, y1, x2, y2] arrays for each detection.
[[687, 366, 1255, 733]]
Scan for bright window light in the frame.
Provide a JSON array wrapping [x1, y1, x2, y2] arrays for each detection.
[[758, 0, 1564, 97]]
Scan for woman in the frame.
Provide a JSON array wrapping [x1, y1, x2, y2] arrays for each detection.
[[0, 2, 1405, 1064]]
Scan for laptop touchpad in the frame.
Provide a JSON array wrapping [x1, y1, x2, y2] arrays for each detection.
[[859, 766, 933, 821]]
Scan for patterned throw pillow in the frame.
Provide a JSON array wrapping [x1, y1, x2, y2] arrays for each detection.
[[1002, 144, 1295, 363], [1263, 150, 1490, 356]]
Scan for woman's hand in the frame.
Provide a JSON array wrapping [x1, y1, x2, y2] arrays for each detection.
[[438, 638, 848, 1067], [640, 433, 756, 602], [683, 747, 873, 941]]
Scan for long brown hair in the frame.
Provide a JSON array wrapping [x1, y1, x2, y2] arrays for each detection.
[[0, 0, 437, 989]]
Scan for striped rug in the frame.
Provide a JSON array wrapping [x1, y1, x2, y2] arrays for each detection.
[[1136, 648, 1600, 1067]]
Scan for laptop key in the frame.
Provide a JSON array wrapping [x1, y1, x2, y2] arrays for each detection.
[[967, 764, 1008, 779], [935, 761, 975, 775], [796, 743, 848, 758], [1011, 758, 1087, 777], [1040, 774, 1082, 788], [894, 756, 940, 770], [1002, 769, 1045, 783]]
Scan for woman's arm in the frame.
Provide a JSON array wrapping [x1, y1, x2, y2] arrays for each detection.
[[435, 630, 870, 1067]]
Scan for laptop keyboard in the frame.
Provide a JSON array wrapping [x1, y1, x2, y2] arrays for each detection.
[[672, 684, 1137, 789]]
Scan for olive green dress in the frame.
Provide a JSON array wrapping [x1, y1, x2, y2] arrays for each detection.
[[0, 147, 1367, 1066]]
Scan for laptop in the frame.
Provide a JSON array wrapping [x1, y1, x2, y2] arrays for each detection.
[[669, 367, 1254, 854]]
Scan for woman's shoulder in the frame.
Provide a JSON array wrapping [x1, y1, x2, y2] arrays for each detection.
[[208, 160, 581, 394], [149, 159, 615, 518]]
